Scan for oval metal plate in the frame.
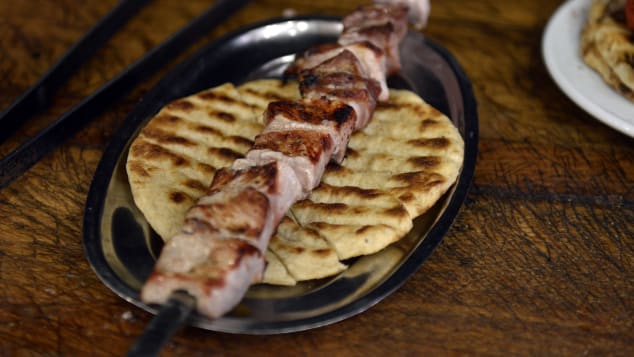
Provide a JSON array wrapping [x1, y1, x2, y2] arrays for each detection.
[[83, 16, 478, 334]]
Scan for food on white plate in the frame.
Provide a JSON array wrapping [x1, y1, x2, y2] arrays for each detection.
[[129, 0, 461, 319], [581, 0, 634, 101]]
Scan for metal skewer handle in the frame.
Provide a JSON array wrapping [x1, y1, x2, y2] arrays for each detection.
[[126, 291, 196, 357]]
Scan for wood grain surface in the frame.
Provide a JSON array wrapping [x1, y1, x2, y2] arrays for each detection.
[[0, 0, 632, 355]]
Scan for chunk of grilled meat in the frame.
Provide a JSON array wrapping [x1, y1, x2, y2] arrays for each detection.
[[340, 4, 409, 74], [262, 98, 356, 165], [286, 41, 389, 101], [246, 130, 335, 195], [298, 50, 381, 130], [142, 236, 265, 318]]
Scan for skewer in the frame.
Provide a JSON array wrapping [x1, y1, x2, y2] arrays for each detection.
[[132, 0, 430, 351], [126, 291, 196, 357]]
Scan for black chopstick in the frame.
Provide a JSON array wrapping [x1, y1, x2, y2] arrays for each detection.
[[0, 0, 251, 189], [0, 0, 153, 144]]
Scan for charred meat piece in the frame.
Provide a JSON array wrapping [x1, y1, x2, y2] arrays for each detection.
[[212, 161, 303, 229], [286, 41, 389, 101], [184, 186, 274, 253], [298, 50, 381, 129], [262, 98, 356, 163], [246, 129, 335, 194]]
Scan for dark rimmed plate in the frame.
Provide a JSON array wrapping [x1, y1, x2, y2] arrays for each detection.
[[82, 16, 478, 334]]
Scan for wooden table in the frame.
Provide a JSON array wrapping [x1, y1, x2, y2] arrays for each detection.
[[1, 0, 632, 355]]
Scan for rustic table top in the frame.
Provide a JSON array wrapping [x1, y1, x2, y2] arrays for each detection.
[[1, 0, 632, 355]]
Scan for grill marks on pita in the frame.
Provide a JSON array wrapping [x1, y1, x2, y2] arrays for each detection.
[[127, 84, 259, 241], [127, 79, 463, 287]]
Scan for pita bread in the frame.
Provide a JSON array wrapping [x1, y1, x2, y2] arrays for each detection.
[[581, 0, 634, 101], [126, 83, 259, 240], [126, 79, 464, 285]]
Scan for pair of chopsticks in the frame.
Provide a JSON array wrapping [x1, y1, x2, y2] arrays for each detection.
[[0, 0, 251, 189]]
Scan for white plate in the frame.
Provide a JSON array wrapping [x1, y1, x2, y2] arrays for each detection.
[[542, 0, 634, 138]]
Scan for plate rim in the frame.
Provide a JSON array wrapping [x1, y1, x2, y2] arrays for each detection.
[[541, 0, 634, 138], [82, 15, 479, 334]]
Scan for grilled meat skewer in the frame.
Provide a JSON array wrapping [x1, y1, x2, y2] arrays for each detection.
[[141, 0, 428, 319]]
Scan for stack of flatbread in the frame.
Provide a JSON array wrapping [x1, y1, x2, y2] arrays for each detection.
[[126, 79, 464, 285], [581, 0, 634, 101]]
